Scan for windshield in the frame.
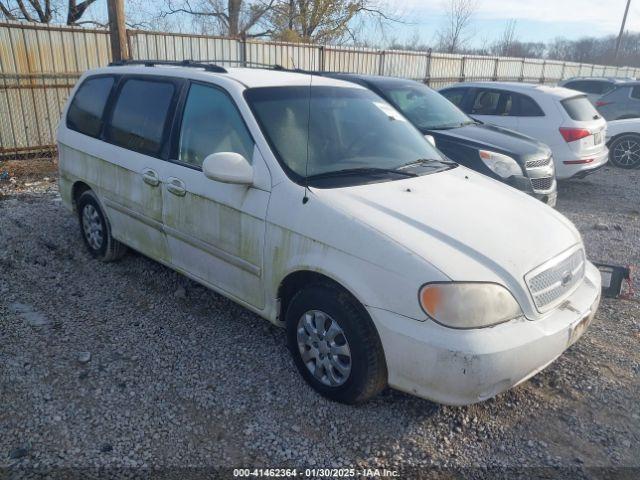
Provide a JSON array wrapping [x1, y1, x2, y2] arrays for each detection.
[[244, 86, 447, 182], [379, 82, 473, 130]]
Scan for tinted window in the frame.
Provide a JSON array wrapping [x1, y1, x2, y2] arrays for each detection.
[[565, 80, 613, 95], [562, 95, 600, 121], [245, 86, 447, 181], [471, 90, 513, 116], [66, 76, 114, 137], [631, 86, 640, 99], [380, 82, 473, 130], [179, 84, 254, 168], [107, 79, 175, 156], [517, 94, 544, 116], [440, 88, 466, 107]]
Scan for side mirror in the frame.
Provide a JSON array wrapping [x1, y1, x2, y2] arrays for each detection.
[[202, 152, 253, 185], [424, 134, 436, 147]]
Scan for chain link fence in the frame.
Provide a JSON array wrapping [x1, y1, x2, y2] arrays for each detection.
[[2, 20, 639, 161]]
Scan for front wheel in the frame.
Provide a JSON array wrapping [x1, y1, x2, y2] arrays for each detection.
[[609, 134, 640, 169], [286, 284, 387, 404]]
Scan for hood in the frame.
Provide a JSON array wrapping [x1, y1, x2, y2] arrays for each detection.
[[426, 123, 550, 162], [313, 166, 580, 310]]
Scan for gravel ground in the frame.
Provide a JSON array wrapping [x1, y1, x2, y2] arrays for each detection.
[[1, 161, 639, 477]]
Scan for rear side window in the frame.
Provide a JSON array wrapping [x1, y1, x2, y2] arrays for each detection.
[[471, 89, 514, 116], [107, 78, 175, 156], [631, 86, 640, 99], [440, 88, 466, 107], [561, 96, 600, 121], [66, 76, 114, 137], [516, 94, 544, 116]]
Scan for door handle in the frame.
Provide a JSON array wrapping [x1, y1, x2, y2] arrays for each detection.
[[141, 168, 160, 187], [166, 177, 186, 197]]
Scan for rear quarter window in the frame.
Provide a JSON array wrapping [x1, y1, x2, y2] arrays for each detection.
[[561, 96, 600, 121], [631, 86, 640, 99], [66, 76, 115, 137]]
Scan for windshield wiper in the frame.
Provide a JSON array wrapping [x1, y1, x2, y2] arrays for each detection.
[[307, 167, 418, 180], [397, 158, 453, 170]]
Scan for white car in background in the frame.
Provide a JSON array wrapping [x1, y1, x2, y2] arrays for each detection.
[[440, 82, 608, 180], [606, 118, 640, 168]]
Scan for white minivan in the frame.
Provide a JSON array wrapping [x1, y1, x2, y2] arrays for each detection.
[[440, 82, 609, 180], [57, 63, 601, 405]]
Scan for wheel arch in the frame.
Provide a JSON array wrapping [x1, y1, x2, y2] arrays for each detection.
[[71, 180, 92, 211], [277, 269, 369, 325]]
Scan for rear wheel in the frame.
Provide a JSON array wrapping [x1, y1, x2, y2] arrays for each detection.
[[286, 283, 387, 404], [77, 190, 127, 262], [609, 134, 640, 168]]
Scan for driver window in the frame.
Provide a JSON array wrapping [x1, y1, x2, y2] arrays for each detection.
[[178, 84, 254, 168], [471, 90, 500, 115]]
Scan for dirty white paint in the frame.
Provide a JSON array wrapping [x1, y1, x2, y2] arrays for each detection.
[[57, 65, 602, 405]]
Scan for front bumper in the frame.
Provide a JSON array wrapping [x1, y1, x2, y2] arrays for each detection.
[[370, 262, 601, 405]]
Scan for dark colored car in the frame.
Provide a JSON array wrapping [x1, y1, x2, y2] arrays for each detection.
[[323, 73, 557, 206], [593, 81, 640, 121]]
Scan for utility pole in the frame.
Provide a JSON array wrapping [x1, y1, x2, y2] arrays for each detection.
[[614, 0, 631, 64], [107, 0, 129, 62]]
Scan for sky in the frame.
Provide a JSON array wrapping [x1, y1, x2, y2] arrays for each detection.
[[384, 0, 640, 47], [82, 0, 639, 48]]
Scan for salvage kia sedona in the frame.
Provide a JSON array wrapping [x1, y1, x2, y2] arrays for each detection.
[[57, 62, 601, 405]]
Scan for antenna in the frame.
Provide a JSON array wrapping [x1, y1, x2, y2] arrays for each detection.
[[302, 74, 312, 204]]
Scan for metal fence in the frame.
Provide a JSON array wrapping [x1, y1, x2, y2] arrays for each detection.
[[2, 20, 640, 160]]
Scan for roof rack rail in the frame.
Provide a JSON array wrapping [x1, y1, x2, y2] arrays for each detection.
[[108, 59, 227, 73]]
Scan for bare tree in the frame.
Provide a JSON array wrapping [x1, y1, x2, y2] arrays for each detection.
[[492, 18, 517, 56], [435, 0, 477, 53], [0, 0, 53, 22], [265, 0, 402, 44], [67, 0, 98, 25], [160, 0, 278, 37], [0, 0, 97, 25]]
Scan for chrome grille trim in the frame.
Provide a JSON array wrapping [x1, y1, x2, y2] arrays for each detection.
[[525, 246, 586, 313], [525, 156, 552, 168], [531, 176, 554, 192]]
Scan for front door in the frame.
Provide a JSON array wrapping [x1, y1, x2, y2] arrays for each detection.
[[161, 82, 270, 309]]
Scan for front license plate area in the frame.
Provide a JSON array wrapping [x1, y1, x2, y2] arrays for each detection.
[[568, 314, 592, 346]]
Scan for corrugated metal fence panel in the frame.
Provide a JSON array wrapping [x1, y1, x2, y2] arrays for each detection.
[[463, 55, 496, 82], [3, 21, 640, 157], [496, 57, 523, 81], [1, 21, 111, 156], [522, 59, 545, 82], [383, 50, 428, 80], [546, 61, 565, 82], [246, 40, 320, 70], [323, 46, 379, 74], [429, 53, 463, 88]]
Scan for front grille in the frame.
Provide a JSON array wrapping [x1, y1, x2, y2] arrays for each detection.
[[525, 248, 586, 312], [526, 156, 552, 168], [531, 176, 553, 191]]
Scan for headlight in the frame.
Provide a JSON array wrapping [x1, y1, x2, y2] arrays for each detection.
[[419, 282, 523, 329], [478, 150, 522, 178]]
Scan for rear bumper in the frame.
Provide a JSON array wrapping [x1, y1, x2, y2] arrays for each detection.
[[556, 148, 609, 179], [369, 262, 601, 405]]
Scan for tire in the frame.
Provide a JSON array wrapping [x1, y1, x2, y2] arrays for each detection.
[[286, 283, 387, 404], [608, 134, 640, 169], [77, 190, 127, 262]]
